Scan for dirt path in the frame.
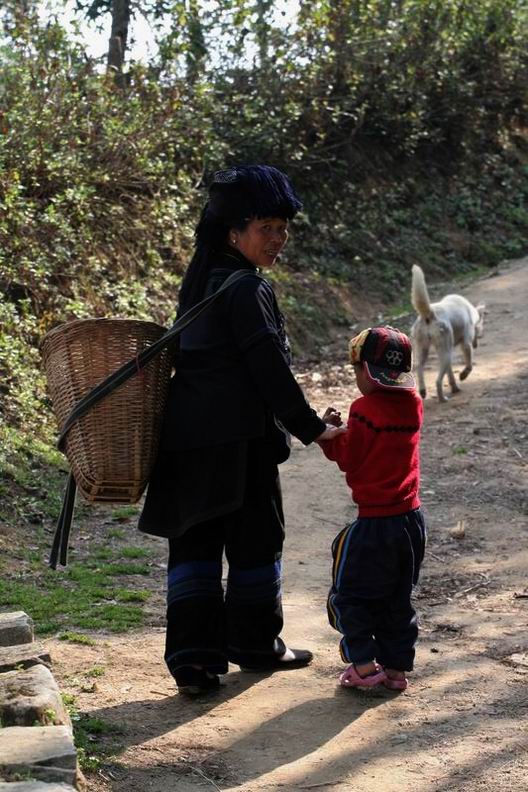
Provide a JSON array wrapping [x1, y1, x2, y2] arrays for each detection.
[[49, 259, 528, 792]]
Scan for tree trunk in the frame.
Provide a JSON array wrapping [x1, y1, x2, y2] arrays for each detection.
[[107, 0, 131, 74], [255, 0, 271, 68], [185, 0, 206, 84]]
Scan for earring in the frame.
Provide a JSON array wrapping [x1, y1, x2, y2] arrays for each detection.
[[231, 237, 237, 245]]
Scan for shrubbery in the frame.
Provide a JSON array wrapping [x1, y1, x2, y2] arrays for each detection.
[[1, 1, 527, 511]]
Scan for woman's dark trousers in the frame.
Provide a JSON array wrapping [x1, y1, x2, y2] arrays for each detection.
[[327, 509, 426, 672], [165, 448, 285, 677]]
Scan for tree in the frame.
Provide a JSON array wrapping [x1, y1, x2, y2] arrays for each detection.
[[74, 0, 207, 78], [1, 0, 38, 30], [107, 0, 131, 73], [75, 0, 133, 73], [254, 0, 272, 67], [184, 0, 206, 83]]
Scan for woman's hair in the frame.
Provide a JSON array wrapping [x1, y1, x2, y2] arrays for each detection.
[[178, 165, 302, 313]]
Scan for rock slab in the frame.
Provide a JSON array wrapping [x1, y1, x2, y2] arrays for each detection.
[[0, 664, 71, 727], [0, 613, 34, 647], [0, 643, 51, 674], [0, 725, 77, 785], [0, 784, 76, 791]]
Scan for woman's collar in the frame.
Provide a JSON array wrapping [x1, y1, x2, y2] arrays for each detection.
[[217, 247, 257, 270]]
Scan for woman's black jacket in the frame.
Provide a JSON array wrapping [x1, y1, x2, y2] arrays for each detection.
[[138, 253, 325, 538], [161, 258, 325, 453]]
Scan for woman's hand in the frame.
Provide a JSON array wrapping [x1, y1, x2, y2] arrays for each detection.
[[316, 424, 347, 443], [321, 407, 342, 427]]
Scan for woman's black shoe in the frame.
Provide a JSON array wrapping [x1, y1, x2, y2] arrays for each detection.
[[240, 647, 313, 672], [174, 666, 221, 696]]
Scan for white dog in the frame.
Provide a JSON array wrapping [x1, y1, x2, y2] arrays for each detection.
[[410, 265, 485, 402]]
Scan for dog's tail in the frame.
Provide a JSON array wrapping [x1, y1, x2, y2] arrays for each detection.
[[411, 265, 434, 322]]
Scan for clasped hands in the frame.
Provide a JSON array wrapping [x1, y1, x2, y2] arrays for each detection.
[[316, 407, 346, 442]]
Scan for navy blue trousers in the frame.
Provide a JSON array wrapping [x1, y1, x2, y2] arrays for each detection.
[[327, 509, 426, 671], [165, 443, 285, 677]]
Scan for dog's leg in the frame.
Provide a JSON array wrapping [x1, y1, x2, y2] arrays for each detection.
[[435, 356, 447, 402], [460, 341, 473, 380], [416, 346, 429, 399], [436, 356, 460, 401], [448, 364, 461, 393], [436, 359, 457, 402], [434, 324, 458, 402]]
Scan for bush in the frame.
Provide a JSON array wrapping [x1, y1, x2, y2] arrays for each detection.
[[0, 6, 527, 512]]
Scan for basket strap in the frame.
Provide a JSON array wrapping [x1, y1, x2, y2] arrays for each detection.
[[49, 471, 77, 570], [50, 268, 261, 568], [57, 269, 260, 450]]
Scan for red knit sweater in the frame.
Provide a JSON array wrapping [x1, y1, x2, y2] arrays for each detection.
[[321, 388, 422, 517]]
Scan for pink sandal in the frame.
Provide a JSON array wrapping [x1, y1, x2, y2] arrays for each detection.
[[382, 674, 408, 691], [339, 663, 387, 689]]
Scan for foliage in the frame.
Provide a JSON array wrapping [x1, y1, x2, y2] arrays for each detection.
[[0, 3, 527, 515]]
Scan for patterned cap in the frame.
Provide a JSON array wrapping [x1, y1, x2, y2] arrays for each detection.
[[349, 326, 415, 390]]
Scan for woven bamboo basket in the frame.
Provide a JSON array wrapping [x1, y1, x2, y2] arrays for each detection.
[[41, 318, 172, 504]]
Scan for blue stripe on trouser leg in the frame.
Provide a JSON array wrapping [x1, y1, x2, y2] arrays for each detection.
[[327, 588, 379, 663], [226, 560, 282, 604], [327, 520, 378, 663], [167, 560, 223, 607], [165, 558, 227, 675], [226, 560, 284, 665]]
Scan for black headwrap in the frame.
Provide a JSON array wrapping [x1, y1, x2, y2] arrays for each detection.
[[178, 165, 302, 313]]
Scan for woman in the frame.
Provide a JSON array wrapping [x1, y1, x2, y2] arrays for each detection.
[[139, 165, 344, 695]]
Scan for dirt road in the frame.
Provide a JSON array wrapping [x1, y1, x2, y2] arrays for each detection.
[[50, 259, 528, 791]]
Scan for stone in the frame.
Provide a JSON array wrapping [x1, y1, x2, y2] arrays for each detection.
[[0, 665, 70, 727], [0, 613, 34, 647], [0, 643, 51, 674], [0, 726, 77, 786], [508, 652, 528, 668], [0, 784, 76, 791], [0, 769, 78, 785]]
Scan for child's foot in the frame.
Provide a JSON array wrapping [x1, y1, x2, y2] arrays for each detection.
[[382, 668, 408, 691], [339, 662, 386, 689]]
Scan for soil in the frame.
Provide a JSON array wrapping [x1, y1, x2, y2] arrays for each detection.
[[47, 258, 528, 792]]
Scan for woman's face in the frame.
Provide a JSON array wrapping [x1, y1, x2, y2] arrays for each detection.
[[230, 216, 289, 269]]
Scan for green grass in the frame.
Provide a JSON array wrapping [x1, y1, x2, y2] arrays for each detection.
[[58, 632, 97, 646], [85, 666, 105, 678], [92, 548, 114, 561], [63, 694, 124, 773], [107, 528, 125, 540], [99, 562, 151, 576], [111, 505, 139, 521], [120, 546, 151, 559], [0, 545, 153, 635]]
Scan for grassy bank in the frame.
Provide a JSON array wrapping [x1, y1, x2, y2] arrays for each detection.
[[1, 7, 527, 611]]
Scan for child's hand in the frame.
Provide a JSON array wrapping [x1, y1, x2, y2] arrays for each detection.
[[321, 407, 343, 427], [316, 424, 347, 443]]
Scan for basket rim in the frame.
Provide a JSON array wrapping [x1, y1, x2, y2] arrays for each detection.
[[41, 316, 168, 345]]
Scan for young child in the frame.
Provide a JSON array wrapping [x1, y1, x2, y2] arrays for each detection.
[[318, 326, 426, 691]]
